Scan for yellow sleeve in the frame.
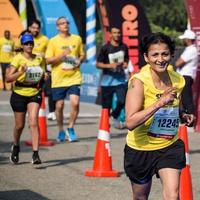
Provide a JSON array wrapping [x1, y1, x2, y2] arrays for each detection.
[[45, 39, 54, 58], [10, 54, 20, 69], [78, 37, 85, 57]]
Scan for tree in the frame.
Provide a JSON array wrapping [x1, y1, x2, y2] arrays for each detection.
[[140, 0, 187, 44]]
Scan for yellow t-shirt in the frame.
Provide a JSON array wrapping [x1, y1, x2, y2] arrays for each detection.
[[126, 67, 185, 151], [32, 34, 49, 56], [45, 34, 85, 88], [0, 37, 14, 63], [11, 53, 45, 96]]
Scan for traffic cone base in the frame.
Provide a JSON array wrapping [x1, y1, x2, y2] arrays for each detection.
[[85, 170, 119, 177]]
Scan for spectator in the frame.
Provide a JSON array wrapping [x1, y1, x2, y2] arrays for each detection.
[[175, 29, 198, 120]]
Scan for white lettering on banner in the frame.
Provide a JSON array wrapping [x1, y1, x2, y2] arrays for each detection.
[[98, 129, 110, 142], [105, 143, 111, 157], [46, 17, 57, 24], [80, 86, 97, 97], [83, 73, 98, 84], [87, 86, 97, 96]]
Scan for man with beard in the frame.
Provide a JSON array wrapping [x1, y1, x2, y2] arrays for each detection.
[[29, 19, 56, 121]]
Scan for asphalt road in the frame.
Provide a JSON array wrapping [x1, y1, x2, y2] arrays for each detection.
[[0, 91, 200, 200]]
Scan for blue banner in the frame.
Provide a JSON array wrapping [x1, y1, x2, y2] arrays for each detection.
[[80, 63, 101, 103], [34, 0, 79, 38]]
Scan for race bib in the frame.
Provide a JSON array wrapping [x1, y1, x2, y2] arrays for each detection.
[[25, 66, 43, 83], [2, 44, 12, 53], [148, 107, 179, 139], [108, 51, 124, 64], [61, 56, 78, 70]]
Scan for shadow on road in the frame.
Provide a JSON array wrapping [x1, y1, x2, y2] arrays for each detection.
[[0, 189, 49, 200]]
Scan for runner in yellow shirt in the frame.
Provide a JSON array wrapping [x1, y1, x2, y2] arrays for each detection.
[[0, 30, 14, 90], [124, 32, 195, 199], [6, 34, 46, 165], [45, 16, 85, 142]]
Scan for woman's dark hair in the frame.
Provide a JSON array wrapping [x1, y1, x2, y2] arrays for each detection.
[[140, 32, 175, 55]]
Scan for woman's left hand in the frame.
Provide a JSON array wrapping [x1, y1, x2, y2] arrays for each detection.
[[181, 113, 195, 127]]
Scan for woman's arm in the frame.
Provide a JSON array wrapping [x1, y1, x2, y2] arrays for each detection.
[[6, 65, 26, 83], [125, 78, 178, 130]]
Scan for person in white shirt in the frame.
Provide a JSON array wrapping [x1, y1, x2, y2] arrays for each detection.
[[176, 29, 198, 120]]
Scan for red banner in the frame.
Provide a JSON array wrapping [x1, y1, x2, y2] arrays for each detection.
[[97, 0, 151, 72], [185, 0, 200, 131]]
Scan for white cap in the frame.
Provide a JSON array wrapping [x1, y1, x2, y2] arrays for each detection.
[[179, 29, 196, 40]]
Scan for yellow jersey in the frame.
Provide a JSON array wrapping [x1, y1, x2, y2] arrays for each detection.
[[0, 37, 14, 63], [32, 34, 48, 56], [45, 34, 85, 88], [11, 53, 45, 96], [126, 67, 185, 151]]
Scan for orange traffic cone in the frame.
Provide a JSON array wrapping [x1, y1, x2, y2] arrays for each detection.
[[85, 108, 119, 177], [25, 92, 54, 146], [179, 125, 193, 200]]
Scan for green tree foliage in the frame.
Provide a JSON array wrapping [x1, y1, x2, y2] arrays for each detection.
[[140, 0, 187, 44]]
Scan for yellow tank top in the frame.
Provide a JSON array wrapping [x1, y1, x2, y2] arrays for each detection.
[[11, 53, 45, 97], [126, 67, 185, 151]]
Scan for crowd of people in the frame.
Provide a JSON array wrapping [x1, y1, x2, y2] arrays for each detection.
[[0, 15, 198, 199]]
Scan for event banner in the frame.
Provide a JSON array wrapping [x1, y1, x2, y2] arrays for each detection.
[[34, 0, 79, 38], [97, 0, 151, 72], [0, 0, 23, 41], [185, 0, 200, 131]]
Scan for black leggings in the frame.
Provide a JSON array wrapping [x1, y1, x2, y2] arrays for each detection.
[[101, 84, 127, 119]]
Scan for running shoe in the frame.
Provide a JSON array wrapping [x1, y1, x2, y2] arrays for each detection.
[[47, 112, 56, 121], [57, 130, 66, 142], [66, 128, 78, 142], [10, 144, 20, 164], [31, 153, 42, 165]]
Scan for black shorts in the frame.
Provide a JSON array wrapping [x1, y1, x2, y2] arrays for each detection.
[[10, 91, 42, 112], [101, 84, 127, 108], [124, 139, 186, 184]]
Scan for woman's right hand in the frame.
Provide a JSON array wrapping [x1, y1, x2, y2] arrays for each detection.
[[157, 87, 177, 108]]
